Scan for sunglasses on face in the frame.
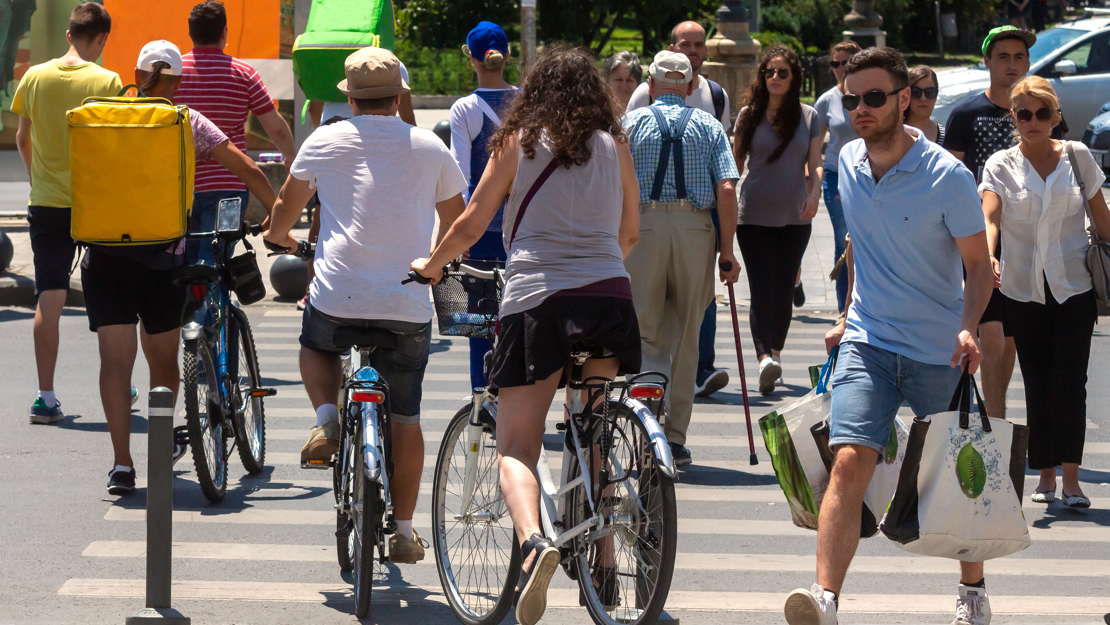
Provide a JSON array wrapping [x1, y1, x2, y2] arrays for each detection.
[[764, 68, 791, 80], [1015, 107, 1053, 122], [910, 86, 938, 100], [841, 88, 904, 111], [829, 60, 846, 69]]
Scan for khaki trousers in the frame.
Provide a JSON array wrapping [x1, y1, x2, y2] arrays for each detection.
[[625, 202, 716, 446]]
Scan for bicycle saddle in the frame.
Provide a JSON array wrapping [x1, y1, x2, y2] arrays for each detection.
[[569, 340, 611, 360], [332, 327, 399, 351], [173, 264, 220, 286]]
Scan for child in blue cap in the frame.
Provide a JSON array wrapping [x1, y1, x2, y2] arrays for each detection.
[[449, 21, 518, 389]]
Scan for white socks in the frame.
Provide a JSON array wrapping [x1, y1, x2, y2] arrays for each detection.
[[315, 404, 339, 428], [113, 464, 132, 475], [38, 390, 56, 407], [396, 519, 414, 541]]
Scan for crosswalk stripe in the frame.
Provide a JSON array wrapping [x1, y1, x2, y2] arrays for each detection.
[[55, 579, 1110, 614], [80, 542, 1110, 578]]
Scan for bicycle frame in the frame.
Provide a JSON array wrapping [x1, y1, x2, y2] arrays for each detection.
[[338, 350, 394, 534]]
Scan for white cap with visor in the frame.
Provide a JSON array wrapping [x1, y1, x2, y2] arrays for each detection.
[[136, 40, 183, 76], [649, 51, 692, 84]]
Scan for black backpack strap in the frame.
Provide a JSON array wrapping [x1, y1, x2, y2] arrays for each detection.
[[707, 79, 726, 123]]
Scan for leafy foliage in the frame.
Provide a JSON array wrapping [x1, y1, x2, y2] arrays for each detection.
[[395, 46, 522, 95], [760, 0, 852, 54]]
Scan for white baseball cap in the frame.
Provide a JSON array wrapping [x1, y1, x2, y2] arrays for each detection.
[[137, 40, 183, 76], [649, 51, 692, 84]]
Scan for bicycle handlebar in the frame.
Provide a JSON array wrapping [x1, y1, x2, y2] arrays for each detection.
[[186, 221, 263, 241], [401, 262, 501, 285], [264, 238, 314, 260]]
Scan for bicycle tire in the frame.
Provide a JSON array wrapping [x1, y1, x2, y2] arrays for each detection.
[[228, 307, 266, 474], [432, 404, 520, 625], [567, 401, 677, 625], [352, 424, 379, 618], [336, 424, 353, 571], [184, 343, 228, 503]]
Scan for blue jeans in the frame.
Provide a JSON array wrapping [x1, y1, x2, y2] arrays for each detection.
[[829, 341, 962, 454], [822, 171, 849, 313], [467, 230, 506, 389], [187, 190, 250, 267], [697, 207, 722, 374]]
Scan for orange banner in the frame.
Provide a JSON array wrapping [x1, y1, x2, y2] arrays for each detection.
[[101, 0, 279, 79]]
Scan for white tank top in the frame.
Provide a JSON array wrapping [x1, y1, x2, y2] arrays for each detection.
[[499, 131, 629, 317]]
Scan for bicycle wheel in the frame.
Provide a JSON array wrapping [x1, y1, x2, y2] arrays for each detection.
[[432, 405, 520, 625], [336, 423, 353, 571], [567, 401, 677, 625], [184, 342, 228, 503], [352, 424, 380, 618], [229, 308, 266, 474]]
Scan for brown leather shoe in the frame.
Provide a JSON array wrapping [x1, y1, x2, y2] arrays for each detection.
[[300, 422, 340, 467]]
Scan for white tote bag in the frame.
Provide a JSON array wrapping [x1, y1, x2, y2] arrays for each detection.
[[760, 349, 909, 536], [880, 372, 1031, 561]]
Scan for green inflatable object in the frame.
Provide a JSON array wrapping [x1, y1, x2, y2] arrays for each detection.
[[955, 443, 987, 498], [293, 0, 397, 103]]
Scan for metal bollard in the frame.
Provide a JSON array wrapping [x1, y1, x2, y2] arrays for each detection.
[[126, 387, 190, 624]]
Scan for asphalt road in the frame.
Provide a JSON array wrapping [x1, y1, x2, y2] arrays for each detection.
[[1, 301, 1109, 625]]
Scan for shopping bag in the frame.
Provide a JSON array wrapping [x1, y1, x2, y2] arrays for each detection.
[[880, 372, 1031, 561], [758, 349, 910, 536]]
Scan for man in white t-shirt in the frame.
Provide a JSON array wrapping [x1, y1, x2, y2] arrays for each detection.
[[265, 47, 467, 564], [626, 21, 731, 128], [627, 20, 733, 398]]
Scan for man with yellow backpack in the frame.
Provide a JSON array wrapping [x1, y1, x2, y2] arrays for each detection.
[[12, 3, 121, 425], [73, 41, 276, 495]]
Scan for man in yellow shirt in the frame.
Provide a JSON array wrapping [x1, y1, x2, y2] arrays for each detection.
[[12, 2, 122, 424]]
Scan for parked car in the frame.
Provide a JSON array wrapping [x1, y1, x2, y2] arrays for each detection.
[[1082, 99, 1110, 176], [932, 15, 1110, 132]]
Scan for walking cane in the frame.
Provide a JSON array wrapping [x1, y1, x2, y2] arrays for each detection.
[[720, 261, 758, 465]]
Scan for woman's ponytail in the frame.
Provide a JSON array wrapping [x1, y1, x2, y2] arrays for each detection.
[[139, 61, 172, 94]]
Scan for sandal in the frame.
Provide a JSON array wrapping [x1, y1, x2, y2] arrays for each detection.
[[1030, 489, 1056, 504], [1061, 492, 1091, 508], [516, 533, 560, 625]]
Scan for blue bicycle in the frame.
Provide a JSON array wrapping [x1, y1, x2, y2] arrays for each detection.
[[178, 198, 274, 503]]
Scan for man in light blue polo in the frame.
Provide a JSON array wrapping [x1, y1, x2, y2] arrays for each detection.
[[784, 48, 995, 625]]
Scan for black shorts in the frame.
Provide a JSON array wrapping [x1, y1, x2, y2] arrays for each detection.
[[490, 295, 641, 389], [299, 302, 431, 424], [979, 288, 1012, 336], [27, 205, 78, 294], [81, 251, 188, 334]]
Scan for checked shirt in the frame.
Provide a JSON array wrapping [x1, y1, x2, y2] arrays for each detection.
[[624, 93, 739, 208]]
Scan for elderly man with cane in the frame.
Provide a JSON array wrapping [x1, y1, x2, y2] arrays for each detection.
[[624, 51, 741, 467]]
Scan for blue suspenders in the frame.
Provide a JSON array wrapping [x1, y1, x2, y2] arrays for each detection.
[[647, 105, 696, 202]]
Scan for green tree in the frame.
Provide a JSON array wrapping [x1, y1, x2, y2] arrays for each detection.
[[395, 0, 519, 51]]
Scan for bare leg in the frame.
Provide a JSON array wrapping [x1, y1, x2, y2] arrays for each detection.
[[960, 561, 984, 584], [299, 347, 342, 410], [139, 325, 181, 403], [977, 322, 1009, 420], [390, 421, 423, 521], [1036, 467, 1057, 494], [33, 290, 67, 393], [816, 444, 879, 595], [1062, 462, 1086, 499], [498, 368, 563, 576], [97, 325, 139, 467], [574, 358, 620, 568]]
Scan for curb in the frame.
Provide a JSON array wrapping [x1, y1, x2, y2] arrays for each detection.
[[0, 272, 84, 308]]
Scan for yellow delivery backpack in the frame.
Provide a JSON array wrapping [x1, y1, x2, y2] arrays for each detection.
[[68, 85, 195, 246]]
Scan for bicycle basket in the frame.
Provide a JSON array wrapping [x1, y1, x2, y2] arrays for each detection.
[[227, 250, 266, 305], [430, 271, 500, 339]]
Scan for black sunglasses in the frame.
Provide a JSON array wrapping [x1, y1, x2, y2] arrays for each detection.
[[1015, 107, 1053, 122], [841, 88, 904, 111], [910, 86, 938, 100], [763, 68, 791, 80], [829, 60, 845, 69]]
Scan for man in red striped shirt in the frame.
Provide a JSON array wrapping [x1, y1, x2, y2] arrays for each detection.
[[176, 0, 295, 266]]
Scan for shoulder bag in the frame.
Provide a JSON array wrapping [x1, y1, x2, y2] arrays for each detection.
[[1066, 141, 1110, 304]]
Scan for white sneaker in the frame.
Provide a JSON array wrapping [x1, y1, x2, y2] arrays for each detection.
[[758, 357, 781, 395], [952, 584, 991, 625], [784, 584, 838, 625]]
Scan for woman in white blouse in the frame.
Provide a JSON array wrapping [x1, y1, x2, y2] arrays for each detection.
[[980, 76, 1110, 508]]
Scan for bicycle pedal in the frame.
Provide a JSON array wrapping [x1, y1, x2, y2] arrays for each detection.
[[300, 458, 333, 470], [250, 387, 277, 398]]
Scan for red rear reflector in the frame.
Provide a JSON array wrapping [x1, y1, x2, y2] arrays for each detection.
[[352, 391, 385, 403], [629, 384, 664, 399]]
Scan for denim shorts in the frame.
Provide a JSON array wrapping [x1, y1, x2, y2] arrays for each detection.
[[299, 302, 431, 424], [829, 341, 962, 454]]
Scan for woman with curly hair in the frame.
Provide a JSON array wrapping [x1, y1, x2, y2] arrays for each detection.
[[410, 44, 642, 625], [733, 44, 824, 394]]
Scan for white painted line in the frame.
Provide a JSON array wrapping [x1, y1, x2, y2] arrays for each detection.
[[263, 310, 304, 317], [56, 580, 1110, 615]]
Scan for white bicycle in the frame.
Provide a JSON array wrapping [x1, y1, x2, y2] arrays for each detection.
[[417, 263, 679, 625]]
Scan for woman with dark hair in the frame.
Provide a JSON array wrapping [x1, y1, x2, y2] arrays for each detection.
[[411, 44, 642, 625], [905, 65, 945, 143], [733, 44, 823, 395], [603, 50, 642, 110], [814, 40, 861, 315]]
